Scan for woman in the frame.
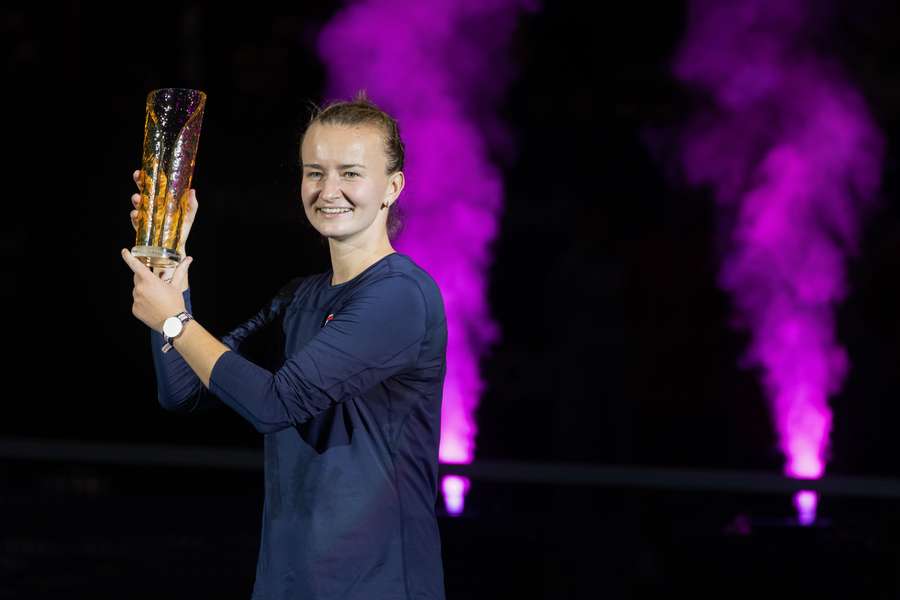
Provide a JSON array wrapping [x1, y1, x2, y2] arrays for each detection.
[[122, 93, 448, 600]]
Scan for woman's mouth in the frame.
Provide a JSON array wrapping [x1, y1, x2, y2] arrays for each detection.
[[317, 207, 353, 218]]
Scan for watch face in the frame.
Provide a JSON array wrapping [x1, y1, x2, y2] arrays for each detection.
[[163, 317, 182, 338]]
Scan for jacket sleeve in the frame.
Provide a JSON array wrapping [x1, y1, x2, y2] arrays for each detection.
[[152, 277, 304, 414], [207, 273, 428, 433]]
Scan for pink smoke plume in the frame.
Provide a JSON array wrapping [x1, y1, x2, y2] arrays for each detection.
[[316, 0, 536, 514], [673, 0, 884, 521]]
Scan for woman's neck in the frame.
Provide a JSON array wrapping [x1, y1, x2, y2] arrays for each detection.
[[328, 240, 396, 286]]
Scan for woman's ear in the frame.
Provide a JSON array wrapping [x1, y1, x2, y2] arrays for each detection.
[[387, 171, 405, 203]]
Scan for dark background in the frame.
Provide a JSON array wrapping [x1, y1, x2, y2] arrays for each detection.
[[5, 1, 900, 598]]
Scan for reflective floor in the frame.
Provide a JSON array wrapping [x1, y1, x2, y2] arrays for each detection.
[[2, 459, 899, 599]]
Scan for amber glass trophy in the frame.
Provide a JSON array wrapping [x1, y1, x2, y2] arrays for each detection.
[[132, 88, 206, 268]]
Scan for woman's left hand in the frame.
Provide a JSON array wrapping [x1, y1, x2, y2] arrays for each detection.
[[121, 249, 193, 332]]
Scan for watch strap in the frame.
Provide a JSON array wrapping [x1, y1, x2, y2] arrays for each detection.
[[162, 312, 194, 353]]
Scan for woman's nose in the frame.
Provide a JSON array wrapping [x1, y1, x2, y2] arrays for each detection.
[[321, 174, 343, 199]]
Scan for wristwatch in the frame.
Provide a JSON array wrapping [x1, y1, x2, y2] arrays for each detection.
[[161, 311, 194, 353]]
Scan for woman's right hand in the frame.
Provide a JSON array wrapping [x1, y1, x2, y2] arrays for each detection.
[[130, 169, 199, 287]]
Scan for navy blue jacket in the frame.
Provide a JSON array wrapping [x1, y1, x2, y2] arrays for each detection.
[[150, 252, 448, 599]]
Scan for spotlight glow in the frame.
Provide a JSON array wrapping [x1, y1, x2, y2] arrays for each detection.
[[441, 475, 471, 516], [794, 490, 818, 526], [673, 0, 884, 523]]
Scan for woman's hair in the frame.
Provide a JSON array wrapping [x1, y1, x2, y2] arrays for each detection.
[[301, 90, 405, 240]]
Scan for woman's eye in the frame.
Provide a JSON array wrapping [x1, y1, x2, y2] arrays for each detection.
[[343, 172, 360, 178], [306, 172, 322, 179]]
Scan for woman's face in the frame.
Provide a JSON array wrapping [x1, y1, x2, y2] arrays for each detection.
[[300, 122, 401, 242]]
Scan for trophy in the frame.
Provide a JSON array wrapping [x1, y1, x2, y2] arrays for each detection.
[[132, 88, 206, 268]]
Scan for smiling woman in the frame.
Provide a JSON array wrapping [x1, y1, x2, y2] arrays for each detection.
[[129, 90, 450, 600]]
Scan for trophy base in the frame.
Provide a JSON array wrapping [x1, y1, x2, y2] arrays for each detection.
[[131, 246, 183, 269]]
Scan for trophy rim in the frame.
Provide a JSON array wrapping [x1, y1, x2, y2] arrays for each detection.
[[147, 88, 207, 102]]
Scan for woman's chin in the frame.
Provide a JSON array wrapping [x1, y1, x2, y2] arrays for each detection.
[[316, 225, 355, 240]]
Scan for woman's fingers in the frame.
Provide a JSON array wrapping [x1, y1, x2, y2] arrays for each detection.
[[130, 180, 198, 236], [132, 172, 142, 233], [131, 191, 140, 231]]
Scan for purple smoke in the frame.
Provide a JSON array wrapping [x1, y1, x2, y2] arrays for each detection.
[[673, 0, 884, 520], [317, 0, 535, 514]]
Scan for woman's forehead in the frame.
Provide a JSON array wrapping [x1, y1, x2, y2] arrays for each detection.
[[302, 123, 384, 166]]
